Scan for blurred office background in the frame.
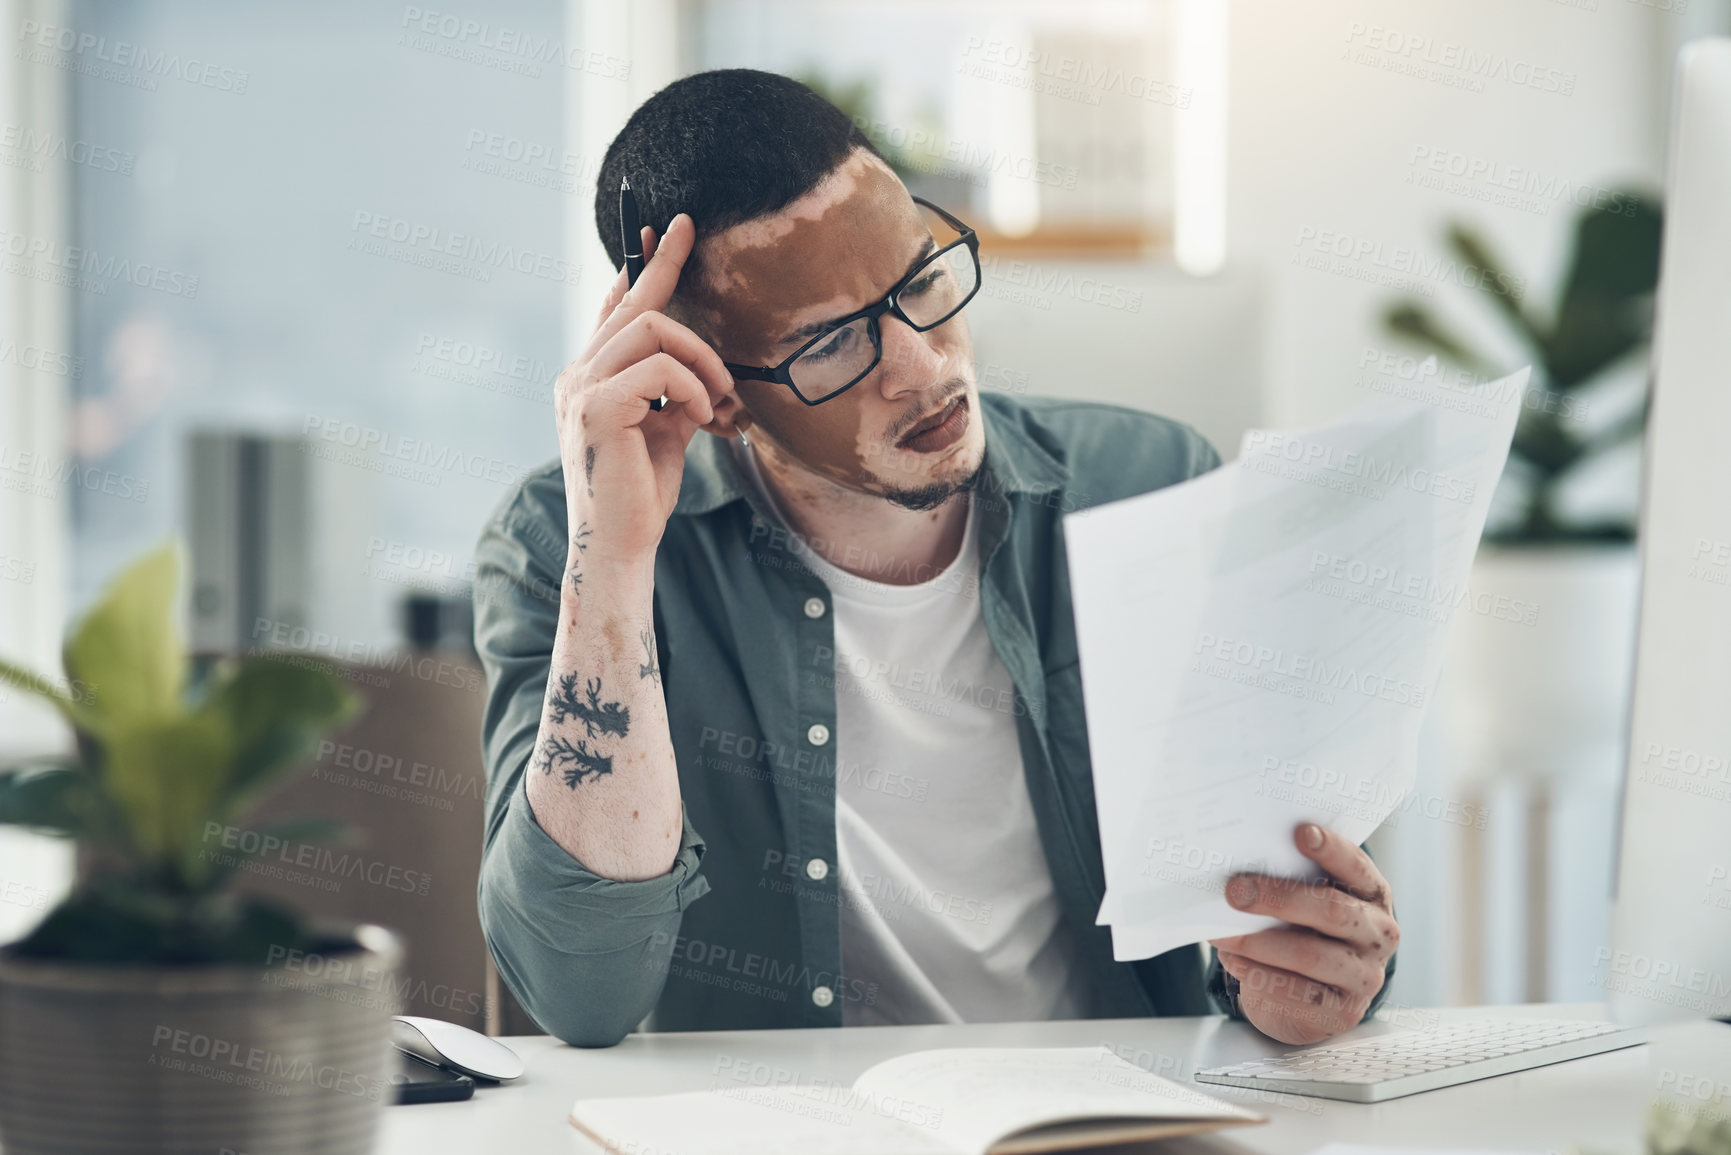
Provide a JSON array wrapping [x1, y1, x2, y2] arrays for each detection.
[[1, 0, 1725, 1016]]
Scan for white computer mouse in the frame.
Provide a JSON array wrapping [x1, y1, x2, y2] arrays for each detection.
[[392, 1015, 525, 1081]]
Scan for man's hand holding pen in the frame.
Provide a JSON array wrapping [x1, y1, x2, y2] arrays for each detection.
[[552, 210, 734, 565]]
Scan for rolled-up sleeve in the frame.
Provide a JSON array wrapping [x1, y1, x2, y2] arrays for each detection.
[[472, 480, 711, 1047], [480, 776, 710, 1046]]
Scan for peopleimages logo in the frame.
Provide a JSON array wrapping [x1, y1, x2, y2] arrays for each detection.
[[977, 255, 1144, 313], [1306, 550, 1540, 626], [1294, 226, 1525, 297], [199, 822, 433, 896], [1343, 21, 1577, 96], [16, 19, 251, 93], [647, 930, 880, 1007], [1242, 429, 1479, 506], [398, 6, 630, 81], [1192, 631, 1428, 708], [0, 227, 199, 297], [350, 210, 580, 286], [0, 122, 133, 174], [300, 415, 529, 488], [1591, 947, 1731, 1013], [149, 1026, 384, 1101]]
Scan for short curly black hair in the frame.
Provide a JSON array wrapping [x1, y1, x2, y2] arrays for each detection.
[[594, 69, 881, 289]]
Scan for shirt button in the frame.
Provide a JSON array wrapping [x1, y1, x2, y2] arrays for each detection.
[[805, 857, 829, 881], [811, 985, 835, 1008], [806, 723, 830, 746], [803, 596, 826, 619]]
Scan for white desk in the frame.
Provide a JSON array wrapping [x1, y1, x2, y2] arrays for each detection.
[[377, 1003, 1731, 1154]]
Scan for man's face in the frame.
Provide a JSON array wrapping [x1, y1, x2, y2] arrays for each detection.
[[684, 150, 983, 511]]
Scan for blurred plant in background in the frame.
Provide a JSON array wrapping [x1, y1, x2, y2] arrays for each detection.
[[1383, 193, 1663, 544], [798, 71, 938, 184]]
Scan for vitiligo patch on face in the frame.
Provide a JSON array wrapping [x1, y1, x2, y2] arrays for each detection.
[[689, 150, 984, 503]]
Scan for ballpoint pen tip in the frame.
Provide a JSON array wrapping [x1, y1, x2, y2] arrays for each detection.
[[620, 175, 631, 191]]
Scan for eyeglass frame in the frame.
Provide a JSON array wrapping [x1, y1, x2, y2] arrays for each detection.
[[719, 196, 982, 407]]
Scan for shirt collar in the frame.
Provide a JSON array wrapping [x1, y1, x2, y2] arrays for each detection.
[[671, 393, 1069, 518]]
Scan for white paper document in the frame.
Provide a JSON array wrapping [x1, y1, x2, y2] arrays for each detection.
[[1063, 368, 1526, 960]]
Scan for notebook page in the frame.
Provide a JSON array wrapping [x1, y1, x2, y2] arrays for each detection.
[[570, 1084, 956, 1155], [853, 1046, 1261, 1155]]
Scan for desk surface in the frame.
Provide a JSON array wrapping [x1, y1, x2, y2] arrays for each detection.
[[378, 1003, 1730, 1154]]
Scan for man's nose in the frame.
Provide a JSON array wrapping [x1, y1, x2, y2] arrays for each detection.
[[872, 313, 946, 398]]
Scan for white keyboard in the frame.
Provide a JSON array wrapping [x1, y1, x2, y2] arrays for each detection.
[[1195, 1017, 1648, 1103]]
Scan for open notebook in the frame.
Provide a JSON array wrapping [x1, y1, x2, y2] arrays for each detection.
[[569, 1046, 1264, 1155]]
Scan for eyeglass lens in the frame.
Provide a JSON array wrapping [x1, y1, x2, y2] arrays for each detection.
[[787, 242, 979, 402]]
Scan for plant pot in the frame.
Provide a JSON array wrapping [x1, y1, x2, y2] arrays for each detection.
[[0, 924, 403, 1155], [1438, 543, 1641, 783]]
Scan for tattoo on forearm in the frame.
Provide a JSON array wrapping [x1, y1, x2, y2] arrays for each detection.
[[638, 624, 661, 685], [584, 445, 596, 497], [550, 672, 631, 737], [536, 672, 632, 789], [565, 521, 592, 589], [541, 734, 613, 787]]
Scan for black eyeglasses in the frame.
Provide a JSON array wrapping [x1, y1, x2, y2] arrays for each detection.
[[721, 197, 982, 406]]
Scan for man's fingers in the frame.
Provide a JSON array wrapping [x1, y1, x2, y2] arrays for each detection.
[[589, 310, 733, 405], [588, 213, 689, 349], [1210, 928, 1385, 998], [1217, 950, 1344, 1006], [1296, 823, 1393, 908], [1224, 872, 1399, 953], [585, 352, 714, 424], [623, 212, 692, 310], [590, 226, 660, 336], [1219, 950, 1364, 1046]]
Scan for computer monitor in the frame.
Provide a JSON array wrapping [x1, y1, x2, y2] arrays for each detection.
[[1606, 37, 1731, 1026]]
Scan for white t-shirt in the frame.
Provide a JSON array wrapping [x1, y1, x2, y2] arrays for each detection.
[[736, 444, 1094, 1026]]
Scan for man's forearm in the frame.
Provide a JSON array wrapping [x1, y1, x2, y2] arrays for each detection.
[[523, 535, 682, 881]]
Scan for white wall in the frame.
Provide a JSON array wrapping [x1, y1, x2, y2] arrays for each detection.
[[1230, 0, 1670, 429], [972, 0, 1681, 457], [964, 263, 1261, 457]]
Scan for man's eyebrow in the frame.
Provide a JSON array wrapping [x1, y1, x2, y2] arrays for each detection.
[[774, 237, 939, 348]]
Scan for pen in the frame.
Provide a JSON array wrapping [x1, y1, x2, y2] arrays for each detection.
[[619, 176, 664, 411]]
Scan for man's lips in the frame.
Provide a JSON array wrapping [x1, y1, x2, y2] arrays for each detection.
[[898, 396, 964, 445]]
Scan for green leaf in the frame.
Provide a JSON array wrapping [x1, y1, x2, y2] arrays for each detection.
[[1548, 197, 1663, 390], [1559, 194, 1663, 302], [1446, 224, 1546, 347], [1509, 407, 1587, 475], [0, 657, 104, 737], [0, 764, 94, 837], [102, 712, 233, 869], [63, 543, 186, 726], [1382, 302, 1498, 376], [204, 656, 360, 814]]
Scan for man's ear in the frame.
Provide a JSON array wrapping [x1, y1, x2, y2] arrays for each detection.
[[703, 391, 754, 440], [665, 285, 754, 441]]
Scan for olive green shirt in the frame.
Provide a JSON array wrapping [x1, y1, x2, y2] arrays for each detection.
[[472, 393, 1393, 1046]]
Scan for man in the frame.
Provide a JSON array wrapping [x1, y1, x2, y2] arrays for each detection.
[[474, 69, 1398, 1048]]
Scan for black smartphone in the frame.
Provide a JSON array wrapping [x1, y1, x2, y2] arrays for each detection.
[[391, 1050, 476, 1105]]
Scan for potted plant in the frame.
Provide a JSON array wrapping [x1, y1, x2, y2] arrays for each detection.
[[1384, 194, 1662, 545], [1380, 194, 1662, 1002], [0, 544, 403, 1155]]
